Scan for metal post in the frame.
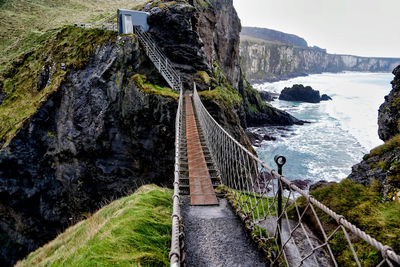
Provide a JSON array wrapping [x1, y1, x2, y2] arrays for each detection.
[[274, 155, 286, 251]]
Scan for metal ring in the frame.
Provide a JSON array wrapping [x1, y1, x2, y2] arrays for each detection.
[[274, 155, 287, 166]]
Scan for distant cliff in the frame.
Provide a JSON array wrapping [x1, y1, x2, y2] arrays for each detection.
[[240, 27, 400, 83], [241, 26, 308, 48]]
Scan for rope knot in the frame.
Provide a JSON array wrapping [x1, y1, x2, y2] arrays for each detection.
[[335, 215, 345, 225], [381, 245, 393, 259]]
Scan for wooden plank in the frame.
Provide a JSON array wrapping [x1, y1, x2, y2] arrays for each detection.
[[185, 96, 218, 206]]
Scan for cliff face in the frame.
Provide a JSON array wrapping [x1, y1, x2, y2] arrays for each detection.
[[0, 34, 177, 265], [378, 65, 400, 141], [240, 38, 400, 83], [348, 65, 400, 200], [144, 0, 300, 129]]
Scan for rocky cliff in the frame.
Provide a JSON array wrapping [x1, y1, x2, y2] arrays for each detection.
[[144, 0, 300, 129], [348, 65, 400, 200], [0, 1, 302, 265], [0, 30, 179, 265], [240, 33, 400, 83]]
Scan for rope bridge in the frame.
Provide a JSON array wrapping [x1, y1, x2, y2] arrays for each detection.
[[76, 23, 400, 267]]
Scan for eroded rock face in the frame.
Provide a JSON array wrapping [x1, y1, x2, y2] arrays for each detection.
[[207, 0, 241, 89], [259, 91, 274, 102], [378, 65, 400, 141], [145, 0, 241, 89], [0, 36, 177, 265], [348, 65, 400, 199]]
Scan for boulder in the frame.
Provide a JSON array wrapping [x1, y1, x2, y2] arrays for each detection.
[[320, 94, 332, 101], [279, 84, 331, 103], [279, 84, 321, 103]]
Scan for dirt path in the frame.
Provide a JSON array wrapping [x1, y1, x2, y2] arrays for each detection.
[[181, 197, 266, 266]]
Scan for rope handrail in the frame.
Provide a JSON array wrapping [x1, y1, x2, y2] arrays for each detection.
[[191, 83, 400, 266], [133, 26, 182, 92], [170, 89, 183, 267]]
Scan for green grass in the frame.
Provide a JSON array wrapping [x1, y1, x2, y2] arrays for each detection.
[[198, 62, 242, 106], [0, 0, 148, 74], [131, 74, 179, 99], [291, 179, 400, 266], [0, 26, 118, 147], [366, 134, 400, 158], [196, 70, 211, 85], [16, 184, 173, 267]]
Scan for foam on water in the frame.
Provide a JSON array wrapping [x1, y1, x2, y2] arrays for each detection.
[[254, 72, 393, 182]]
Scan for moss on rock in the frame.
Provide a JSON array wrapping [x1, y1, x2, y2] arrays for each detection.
[[131, 74, 179, 99], [0, 26, 118, 148]]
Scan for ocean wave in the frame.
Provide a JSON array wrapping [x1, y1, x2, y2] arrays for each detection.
[[255, 72, 391, 183]]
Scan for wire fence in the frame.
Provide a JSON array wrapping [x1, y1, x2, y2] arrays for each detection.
[[192, 83, 400, 267]]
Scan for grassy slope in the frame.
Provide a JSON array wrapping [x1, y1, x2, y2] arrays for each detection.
[[16, 184, 173, 267], [0, 0, 148, 74]]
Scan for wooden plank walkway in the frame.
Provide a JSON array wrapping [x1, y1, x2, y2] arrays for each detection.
[[185, 95, 218, 206]]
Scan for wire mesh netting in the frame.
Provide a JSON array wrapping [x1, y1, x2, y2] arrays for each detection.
[[191, 84, 400, 267]]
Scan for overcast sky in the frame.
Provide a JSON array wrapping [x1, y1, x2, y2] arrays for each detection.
[[233, 0, 400, 58]]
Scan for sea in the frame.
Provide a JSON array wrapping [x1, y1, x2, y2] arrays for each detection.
[[252, 72, 393, 183]]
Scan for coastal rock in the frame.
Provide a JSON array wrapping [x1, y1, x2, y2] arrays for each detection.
[[378, 65, 400, 141], [259, 91, 274, 102], [279, 84, 321, 103], [283, 179, 312, 190], [320, 94, 332, 101], [348, 65, 400, 199], [245, 129, 276, 147], [279, 84, 331, 103], [239, 78, 303, 127]]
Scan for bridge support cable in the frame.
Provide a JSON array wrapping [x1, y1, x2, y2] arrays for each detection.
[[133, 26, 182, 92], [191, 83, 400, 266]]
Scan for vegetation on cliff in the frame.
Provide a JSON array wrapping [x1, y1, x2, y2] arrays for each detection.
[[198, 62, 242, 107], [132, 74, 179, 100], [292, 179, 400, 266], [0, 0, 148, 74], [16, 185, 173, 267], [0, 26, 118, 147]]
